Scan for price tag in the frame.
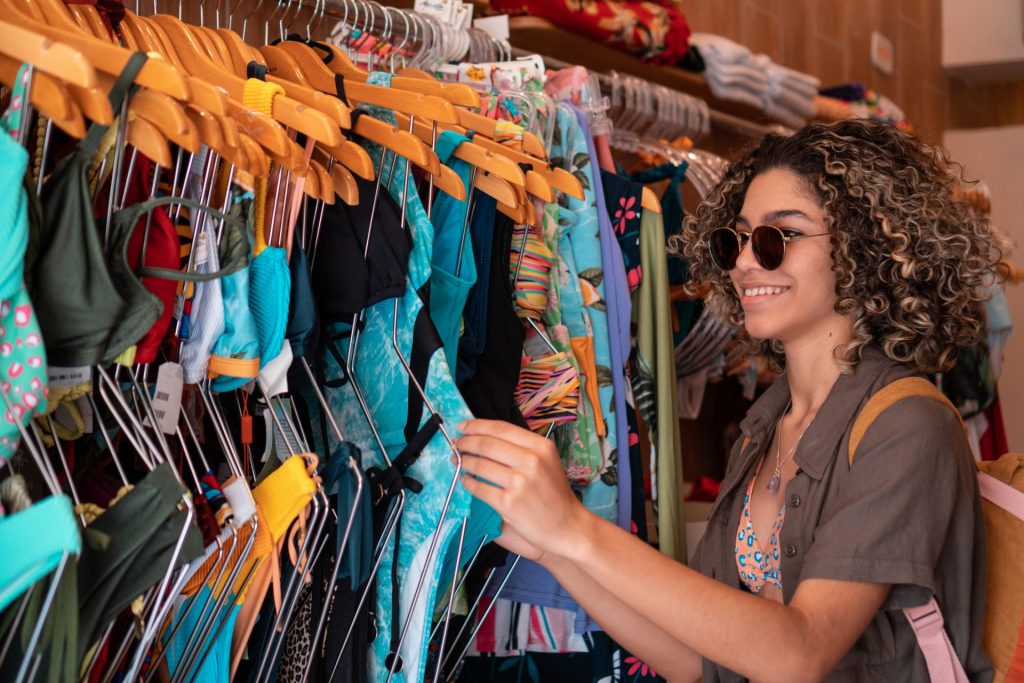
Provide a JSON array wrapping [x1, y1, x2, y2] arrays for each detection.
[[473, 15, 509, 42], [150, 362, 184, 435]]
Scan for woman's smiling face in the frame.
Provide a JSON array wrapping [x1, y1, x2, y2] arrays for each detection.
[[728, 168, 844, 347]]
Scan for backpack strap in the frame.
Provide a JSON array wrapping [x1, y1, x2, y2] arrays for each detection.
[[977, 471, 1024, 521], [847, 376, 972, 682], [904, 599, 972, 683], [847, 376, 965, 468]]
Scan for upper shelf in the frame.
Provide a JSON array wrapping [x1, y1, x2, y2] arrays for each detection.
[[508, 17, 776, 124]]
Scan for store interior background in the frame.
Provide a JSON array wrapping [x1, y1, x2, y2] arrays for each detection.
[[684, 0, 1024, 449], [181, 0, 1024, 449]]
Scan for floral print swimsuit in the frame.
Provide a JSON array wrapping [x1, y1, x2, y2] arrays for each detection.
[[735, 471, 787, 593]]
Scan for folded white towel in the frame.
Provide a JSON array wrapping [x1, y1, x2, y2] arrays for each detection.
[[703, 75, 767, 110], [690, 33, 754, 65], [764, 100, 810, 128]]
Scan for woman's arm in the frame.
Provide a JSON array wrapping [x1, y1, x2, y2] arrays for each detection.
[[458, 419, 890, 683], [499, 524, 702, 682]]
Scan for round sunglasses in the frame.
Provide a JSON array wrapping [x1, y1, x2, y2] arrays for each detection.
[[708, 225, 830, 271]]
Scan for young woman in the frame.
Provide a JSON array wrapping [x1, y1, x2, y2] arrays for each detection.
[[455, 120, 997, 682]]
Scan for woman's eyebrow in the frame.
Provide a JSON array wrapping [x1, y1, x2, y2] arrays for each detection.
[[736, 209, 816, 226]]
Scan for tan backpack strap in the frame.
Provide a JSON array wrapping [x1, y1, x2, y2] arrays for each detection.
[[848, 376, 964, 468]]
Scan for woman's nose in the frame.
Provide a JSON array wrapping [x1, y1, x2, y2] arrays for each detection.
[[733, 234, 759, 272]]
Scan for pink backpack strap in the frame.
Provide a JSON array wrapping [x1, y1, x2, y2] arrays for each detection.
[[977, 471, 1024, 521], [903, 599, 971, 683]]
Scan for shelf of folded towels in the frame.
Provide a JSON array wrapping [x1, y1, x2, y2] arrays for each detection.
[[505, 17, 852, 130]]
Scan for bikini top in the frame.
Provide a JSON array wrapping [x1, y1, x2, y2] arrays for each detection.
[[311, 173, 411, 322], [30, 52, 149, 368], [107, 195, 249, 364]]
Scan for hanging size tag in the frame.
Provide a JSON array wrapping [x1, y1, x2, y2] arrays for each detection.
[[222, 477, 257, 526], [47, 366, 91, 389], [240, 414, 253, 445], [474, 15, 509, 42], [258, 340, 293, 398], [150, 362, 184, 435]]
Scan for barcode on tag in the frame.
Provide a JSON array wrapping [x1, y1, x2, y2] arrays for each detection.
[[151, 363, 184, 435]]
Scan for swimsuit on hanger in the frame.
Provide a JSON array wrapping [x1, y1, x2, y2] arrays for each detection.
[[428, 130, 478, 372], [76, 461, 203, 661], [30, 53, 148, 371], [455, 190, 498, 386], [321, 71, 495, 683], [0, 65, 47, 456]]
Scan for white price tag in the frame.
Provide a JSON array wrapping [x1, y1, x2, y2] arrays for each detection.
[[473, 15, 509, 42], [47, 366, 91, 389], [150, 362, 184, 435]]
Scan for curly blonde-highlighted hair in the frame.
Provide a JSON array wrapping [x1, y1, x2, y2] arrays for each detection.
[[673, 119, 1000, 374]]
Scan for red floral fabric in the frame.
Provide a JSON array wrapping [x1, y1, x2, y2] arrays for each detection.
[[489, 0, 691, 65]]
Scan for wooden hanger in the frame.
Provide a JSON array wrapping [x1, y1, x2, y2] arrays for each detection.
[[393, 70, 481, 108], [429, 164, 466, 202], [395, 113, 526, 187], [184, 105, 226, 157], [302, 160, 322, 200], [126, 115, 172, 168], [127, 13, 229, 117], [0, 55, 86, 138], [66, 3, 114, 42], [474, 171, 517, 208], [0, 19, 96, 88], [317, 140, 374, 181], [330, 161, 359, 205], [239, 133, 270, 177], [272, 40, 460, 123], [309, 160, 336, 205], [128, 88, 200, 152], [6, 0, 191, 101], [148, 14, 340, 146], [474, 134, 584, 199]]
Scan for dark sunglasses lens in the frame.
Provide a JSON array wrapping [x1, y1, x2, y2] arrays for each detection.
[[752, 226, 785, 270], [709, 229, 739, 270]]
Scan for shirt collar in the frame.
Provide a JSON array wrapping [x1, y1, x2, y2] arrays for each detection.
[[739, 345, 909, 479]]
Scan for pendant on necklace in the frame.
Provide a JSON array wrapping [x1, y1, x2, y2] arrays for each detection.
[[766, 475, 781, 493]]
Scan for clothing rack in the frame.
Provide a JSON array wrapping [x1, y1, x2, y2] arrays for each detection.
[[273, 0, 796, 141], [523, 50, 786, 141]]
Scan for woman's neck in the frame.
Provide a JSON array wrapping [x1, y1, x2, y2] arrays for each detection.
[[781, 329, 850, 421]]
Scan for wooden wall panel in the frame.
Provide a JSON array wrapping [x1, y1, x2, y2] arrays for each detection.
[[683, 0, 1024, 141]]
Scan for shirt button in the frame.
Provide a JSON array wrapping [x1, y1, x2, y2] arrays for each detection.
[[784, 544, 798, 558], [788, 494, 802, 508]]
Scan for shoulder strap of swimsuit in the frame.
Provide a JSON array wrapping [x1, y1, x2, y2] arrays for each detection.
[[79, 51, 149, 158], [114, 195, 249, 282]]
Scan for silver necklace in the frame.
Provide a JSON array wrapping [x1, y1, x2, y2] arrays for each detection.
[[766, 405, 810, 493]]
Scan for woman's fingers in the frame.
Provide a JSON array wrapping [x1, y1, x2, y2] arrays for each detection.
[[459, 450, 517, 491], [456, 433, 537, 468], [459, 418, 552, 452]]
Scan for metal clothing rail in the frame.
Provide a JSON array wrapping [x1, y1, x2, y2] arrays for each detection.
[[283, 0, 785, 139], [523, 50, 785, 141]]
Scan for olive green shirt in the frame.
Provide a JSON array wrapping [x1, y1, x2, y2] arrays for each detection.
[[692, 345, 992, 681]]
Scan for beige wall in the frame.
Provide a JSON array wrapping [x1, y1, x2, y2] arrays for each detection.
[[943, 125, 1024, 449]]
